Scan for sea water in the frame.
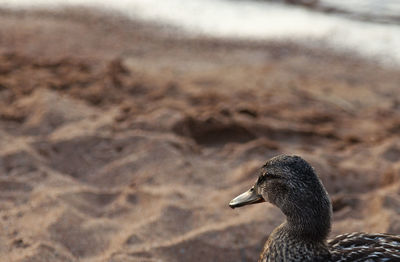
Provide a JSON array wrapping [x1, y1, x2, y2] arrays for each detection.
[[1, 0, 399, 65]]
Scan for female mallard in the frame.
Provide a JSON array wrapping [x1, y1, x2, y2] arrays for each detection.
[[229, 154, 400, 261]]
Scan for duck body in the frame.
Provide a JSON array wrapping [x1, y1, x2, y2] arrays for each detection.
[[260, 223, 331, 262], [329, 232, 400, 261], [229, 155, 400, 262]]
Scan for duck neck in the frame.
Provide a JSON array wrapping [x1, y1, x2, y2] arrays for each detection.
[[285, 211, 331, 243], [282, 195, 332, 243]]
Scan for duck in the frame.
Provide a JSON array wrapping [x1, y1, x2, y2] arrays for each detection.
[[229, 154, 400, 262]]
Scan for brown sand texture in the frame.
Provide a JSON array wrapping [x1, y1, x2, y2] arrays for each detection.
[[0, 8, 400, 262]]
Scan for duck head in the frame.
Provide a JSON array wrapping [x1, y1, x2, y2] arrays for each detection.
[[229, 154, 332, 240]]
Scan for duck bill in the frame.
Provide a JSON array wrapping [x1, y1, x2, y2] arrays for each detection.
[[229, 188, 264, 209]]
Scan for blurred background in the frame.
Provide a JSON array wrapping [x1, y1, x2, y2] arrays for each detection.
[[0, 1, 399, 261]]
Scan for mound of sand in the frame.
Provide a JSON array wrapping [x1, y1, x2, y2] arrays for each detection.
[[0, 8, 399, 262]]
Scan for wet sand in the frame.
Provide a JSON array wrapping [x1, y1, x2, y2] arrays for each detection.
[[0, 7, 400, 262]]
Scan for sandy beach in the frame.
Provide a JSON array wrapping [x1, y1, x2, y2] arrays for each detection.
[[0, 7, 400, 262]]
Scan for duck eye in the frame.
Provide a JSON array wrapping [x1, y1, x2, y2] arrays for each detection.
[[257, 173, 280, 184], [265, 173, 281, 179]]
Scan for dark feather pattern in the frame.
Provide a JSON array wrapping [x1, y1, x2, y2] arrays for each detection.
[[329, 232, 400, 261], [229, 155, 400, 262]]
